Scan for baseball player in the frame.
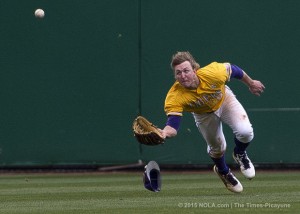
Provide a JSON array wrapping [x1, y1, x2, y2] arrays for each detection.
[[160, 51, 265, 193]]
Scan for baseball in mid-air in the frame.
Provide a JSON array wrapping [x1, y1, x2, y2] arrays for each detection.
[[34, 9, 45, 18]]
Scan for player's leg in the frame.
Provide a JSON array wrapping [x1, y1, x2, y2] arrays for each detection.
[[220, 86, 255, 179], [193, 113, 243, 193]]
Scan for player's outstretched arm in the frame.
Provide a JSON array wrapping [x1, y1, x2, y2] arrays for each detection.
[[229, 64, 265, 96], [159, 125, 177, 139]]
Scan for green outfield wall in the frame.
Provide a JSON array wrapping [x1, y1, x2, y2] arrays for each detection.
[[0, 0, 299, 167]]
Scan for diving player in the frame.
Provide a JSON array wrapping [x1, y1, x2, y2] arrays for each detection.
[[160, 51, 265, 193]]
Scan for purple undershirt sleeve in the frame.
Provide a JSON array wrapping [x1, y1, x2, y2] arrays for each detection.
[[230, 64, 244, 80], [166, 115, 181, 131]]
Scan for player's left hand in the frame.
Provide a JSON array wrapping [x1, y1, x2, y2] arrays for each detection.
[[249, 80, 265, 96], [158, 128, 169, 139]]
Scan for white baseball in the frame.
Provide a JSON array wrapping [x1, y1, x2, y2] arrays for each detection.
[[35, 9, 45, 18]]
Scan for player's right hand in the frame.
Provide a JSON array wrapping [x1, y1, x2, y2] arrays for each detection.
[[249, 80, 265, 96]]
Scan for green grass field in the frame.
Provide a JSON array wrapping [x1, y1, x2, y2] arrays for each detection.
[[0, 170, 299, 214]]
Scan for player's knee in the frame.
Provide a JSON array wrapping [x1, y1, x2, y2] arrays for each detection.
[[235, 126, 254, 143]]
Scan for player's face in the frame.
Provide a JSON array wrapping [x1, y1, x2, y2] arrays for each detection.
[[174, 61, 198, 89]]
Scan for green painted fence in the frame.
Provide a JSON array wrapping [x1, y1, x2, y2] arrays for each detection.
[[0, 0, 299, 167]]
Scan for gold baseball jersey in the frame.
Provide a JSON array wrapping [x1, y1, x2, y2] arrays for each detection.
[[165, 62, 232, 116]]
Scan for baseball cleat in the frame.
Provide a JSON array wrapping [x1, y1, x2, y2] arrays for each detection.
[[213, 165, 243, 193], [233, 152, 255, 179]]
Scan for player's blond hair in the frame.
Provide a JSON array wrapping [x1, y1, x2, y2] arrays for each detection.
[[170, 51, 200, 70]]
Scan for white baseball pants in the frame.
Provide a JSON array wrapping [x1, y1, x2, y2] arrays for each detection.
[[193, 86, 254, 158]]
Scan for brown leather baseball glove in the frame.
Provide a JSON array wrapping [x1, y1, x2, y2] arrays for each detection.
[[132, 116, 165, 146]]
